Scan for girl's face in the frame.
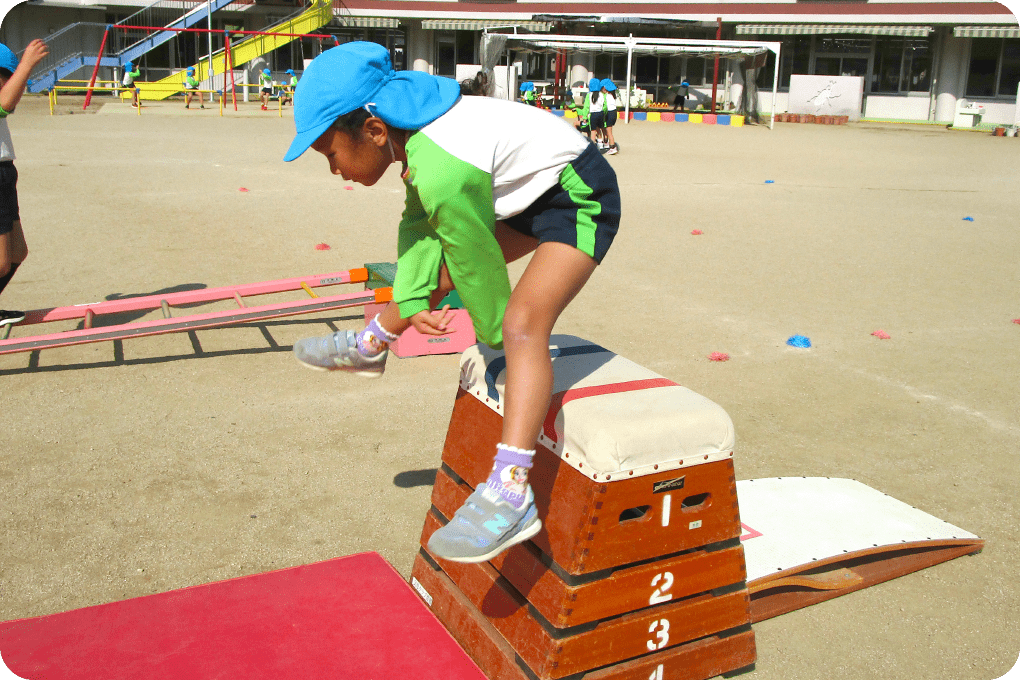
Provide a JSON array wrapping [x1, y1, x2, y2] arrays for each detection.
[[311, 120, 394, 187]]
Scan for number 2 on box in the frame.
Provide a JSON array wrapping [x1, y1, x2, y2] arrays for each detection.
[[649, 572, 674, 605]]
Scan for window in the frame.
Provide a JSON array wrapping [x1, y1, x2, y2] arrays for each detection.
[[685, 57, 707, 85], [330, 29, 405, 70], [966, 38, 1020, 98], [436, 35, 456, 77], [594, 54, 627, 81], [966, 38, 999, 96], [998, 39, 1020, 97], [776, 36, 811, 88], [813, 36, 870, 78], [872, 39, 903, 93], [434, 31, 475, 78], [902, 38, 932, 92]]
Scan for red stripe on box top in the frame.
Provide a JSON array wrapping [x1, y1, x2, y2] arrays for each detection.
[[543, 378, 678, 444]]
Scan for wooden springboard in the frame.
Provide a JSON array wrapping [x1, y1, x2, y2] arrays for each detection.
[[737, 478, 984, 622]]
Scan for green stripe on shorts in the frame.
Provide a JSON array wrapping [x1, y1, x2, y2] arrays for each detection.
[[559, 163, 601, 259]]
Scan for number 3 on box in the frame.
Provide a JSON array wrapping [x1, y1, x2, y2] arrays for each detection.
[[649, 572, 674, 605], [647, 619, 670, 651]]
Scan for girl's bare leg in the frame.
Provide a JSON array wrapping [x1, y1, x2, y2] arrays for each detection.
[[499, 242, 597, 449], [0, 220, 28, 276]]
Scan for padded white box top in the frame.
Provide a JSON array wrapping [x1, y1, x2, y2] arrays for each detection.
[[459, 335, 735, 481]]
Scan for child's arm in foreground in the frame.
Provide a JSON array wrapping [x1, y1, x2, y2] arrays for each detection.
[[0, 39, 48, 114]]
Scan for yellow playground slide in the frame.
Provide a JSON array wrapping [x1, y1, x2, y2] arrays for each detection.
[[130, 0, 332, 102]]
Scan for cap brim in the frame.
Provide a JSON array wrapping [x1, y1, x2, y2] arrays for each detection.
[[283, 119, 333, 162]]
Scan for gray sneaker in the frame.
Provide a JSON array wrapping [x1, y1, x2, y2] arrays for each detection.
[[292, 329, 387, 377], [428, 485, 541, 563], [0, 310, 25, 327]]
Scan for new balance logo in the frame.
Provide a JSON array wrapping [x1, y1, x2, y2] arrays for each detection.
[[484, 514, 509, 534]]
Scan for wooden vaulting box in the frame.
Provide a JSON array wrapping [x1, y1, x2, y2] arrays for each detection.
[[411, 336, 757, 680]]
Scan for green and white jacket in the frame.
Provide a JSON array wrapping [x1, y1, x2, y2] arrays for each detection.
[[0, 117, 14, 162], [395, 95, 589, 349]]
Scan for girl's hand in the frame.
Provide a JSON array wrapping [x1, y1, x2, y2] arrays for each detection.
[[409, 305, 455, 336], [20, 40, 49, 69]]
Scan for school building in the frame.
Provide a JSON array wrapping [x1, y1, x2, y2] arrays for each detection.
[[2, 0, 1017, 124]]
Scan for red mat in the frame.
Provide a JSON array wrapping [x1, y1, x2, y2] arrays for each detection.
[[0, 552, 487, 680]]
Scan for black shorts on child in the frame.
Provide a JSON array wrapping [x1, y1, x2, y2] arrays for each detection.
[[503, 144, 620, 264], [0, 161, 19, 236], [606, 110, 618, 127], [589, 110, 605, 129]]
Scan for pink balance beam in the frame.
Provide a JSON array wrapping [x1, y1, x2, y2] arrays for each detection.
[[21, 269, 369, 326], [0, 552, 487, 680], [0, 288, 384, 356]]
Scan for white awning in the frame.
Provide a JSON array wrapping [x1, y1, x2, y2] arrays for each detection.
[[953, 25, 1020, 38], [421, 19, 552, 32], [336, 16, 401, 29], [736, 24, 932, 37]]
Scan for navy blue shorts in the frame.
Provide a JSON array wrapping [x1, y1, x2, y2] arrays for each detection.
[[0, 161, 19, 236], [503, 144, 620, 264], [590, 110, 605, 129], [606, 110, 618, 127]]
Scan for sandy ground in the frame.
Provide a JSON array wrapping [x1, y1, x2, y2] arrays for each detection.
[[1, 94, 1018, 679]]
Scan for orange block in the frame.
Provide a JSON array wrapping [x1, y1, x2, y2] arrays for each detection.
[[411, 554, 756, 680], [439, 390, 742, 575]]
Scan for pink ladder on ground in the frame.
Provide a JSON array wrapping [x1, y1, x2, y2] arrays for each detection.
[[0, 268, 391, 356]]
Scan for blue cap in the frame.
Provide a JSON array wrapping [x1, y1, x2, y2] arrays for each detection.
[[186, 67, 195, 74], [519, 81, 527, 92], [126, 62, 133, 70], [682, 81, 689, 86], [0, 44, 18, 74], [588, 78, 600, 92], [286, 69, 295, 75], [602, 79, 617, 92], [284, 42, 460, 162], [263, 68, 271, 75]]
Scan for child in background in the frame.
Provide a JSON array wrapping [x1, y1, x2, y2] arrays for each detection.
[[184, 66, 204, 109], [122, 61, 140, 108], [259, 68, 273, 110], [520, 81, 536, 106], [670, 80, 689, 112], [564, 89, 592, 141], [280, 68, 297, 106], [0, 39, 49, 327], [285, 42, 621, 564], [587, 78, 607, 152], [601, 79, 619, 155]]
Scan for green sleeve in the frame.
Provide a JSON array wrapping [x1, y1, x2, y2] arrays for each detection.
[[130, 69, 140, 78], [394, 183, 444, 321], [395, 134, 511, 349], [581, 94, 590, 118]]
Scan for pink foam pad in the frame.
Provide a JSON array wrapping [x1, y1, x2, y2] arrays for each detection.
[[364, 303, 477, 358], [391, 308, 476, 358], [0, 552, 486, 680]]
